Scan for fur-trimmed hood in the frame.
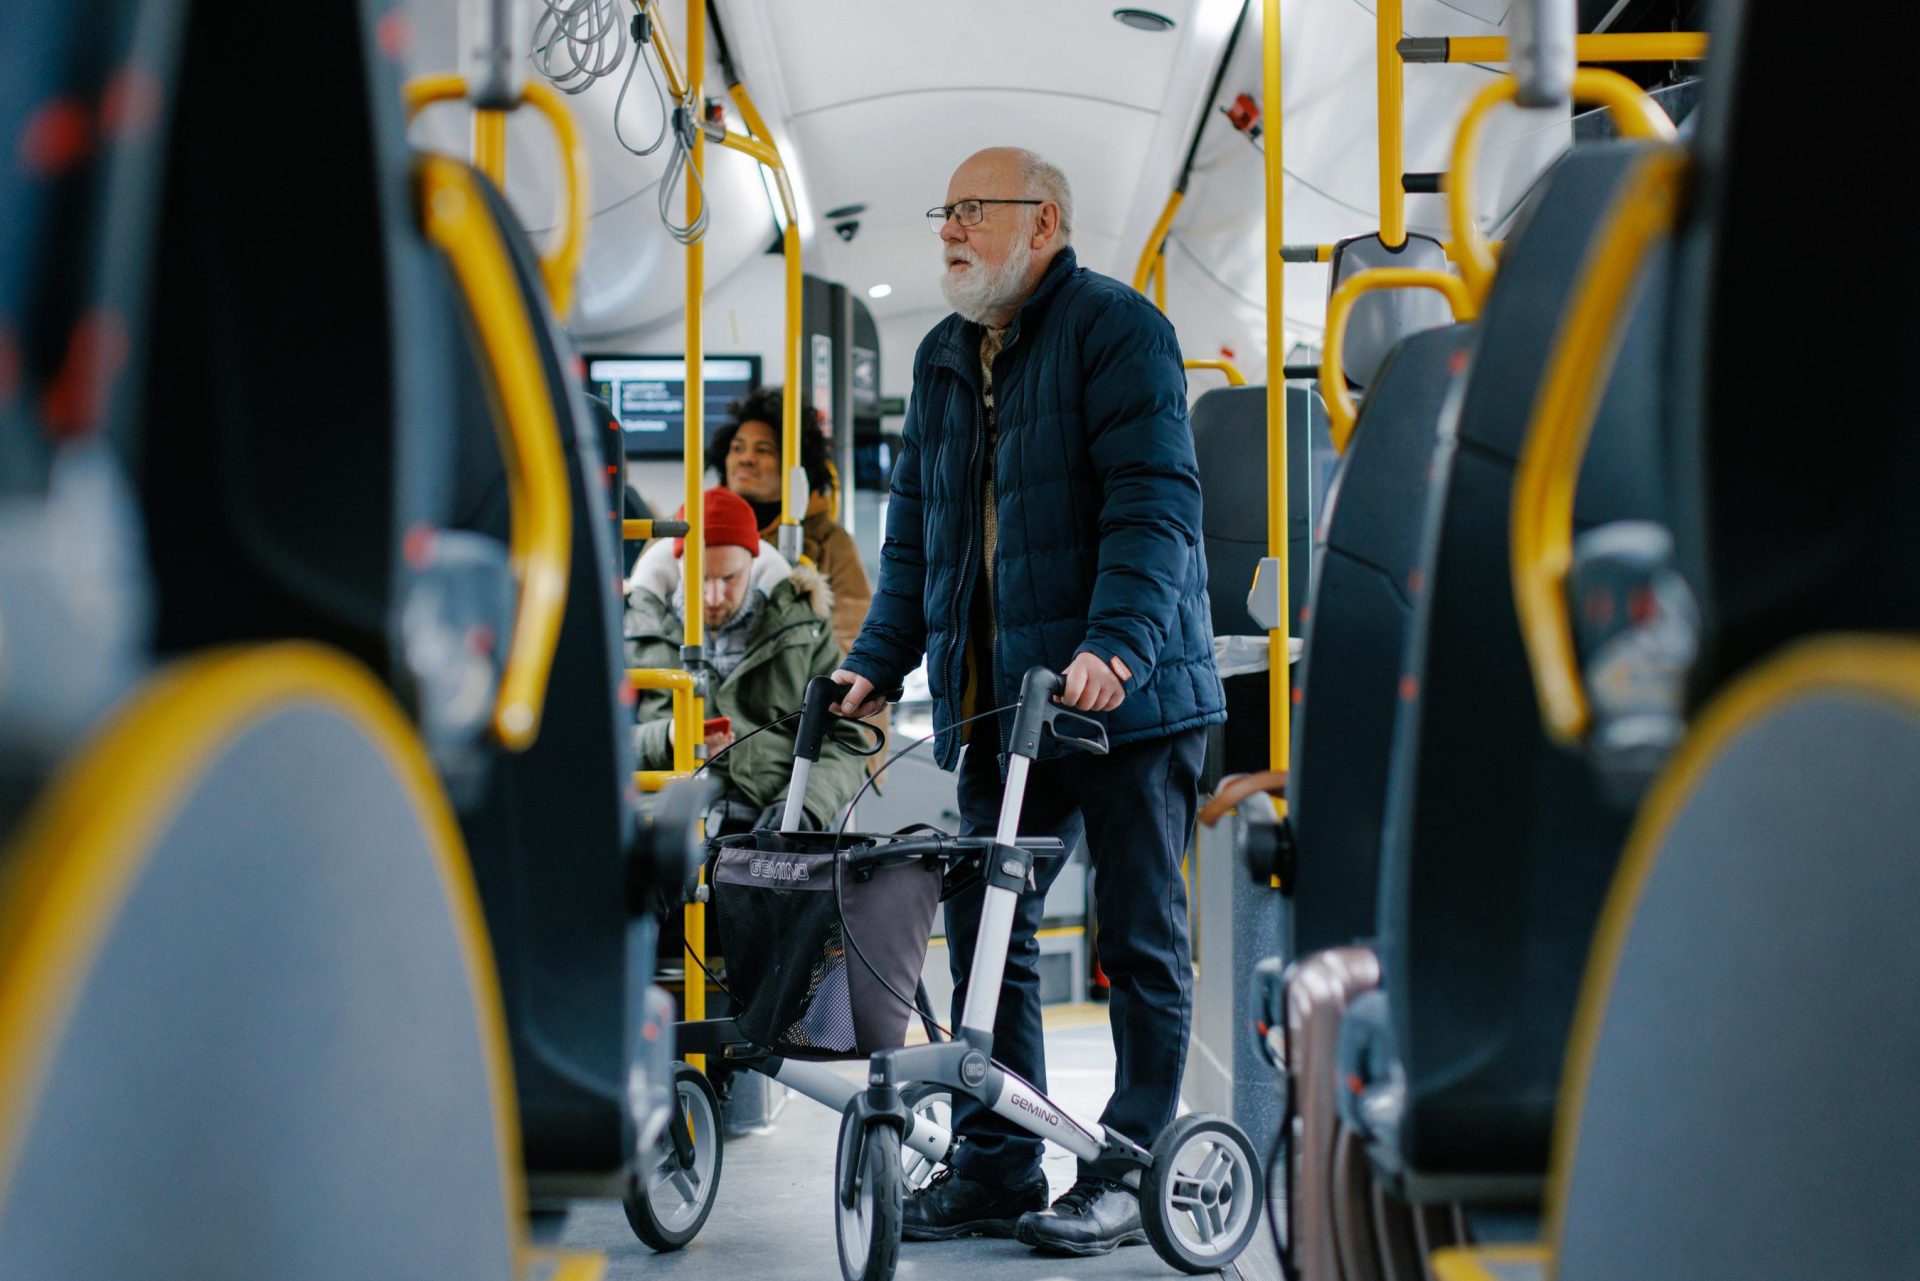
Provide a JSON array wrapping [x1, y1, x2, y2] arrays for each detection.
[[627, 537, 835, 630]]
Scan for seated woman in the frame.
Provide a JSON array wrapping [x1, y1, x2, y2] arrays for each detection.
[[626, 486, 865, 830], [707, 386, 872, 655]]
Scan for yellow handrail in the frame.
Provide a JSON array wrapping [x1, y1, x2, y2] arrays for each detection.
[[1320, 267, 1476, 451], [1184, 359, 1247, 386], [723, 82, 805, 555], [1153, 250, 1168, 311], [640, 0, 690, 102], [1262, 0, 1289, 781], [681, 0, 709, 1063], [622, 518, 691, 541], [419, 156, 571, 751], [402, 75, 590, 317], [1133, 189, 1186, 298], [1450, 69, 1675, 304], [1511, 148, 1687, 745], [1443, 33, 1707, 64], [1377, 0, 1406, 247]]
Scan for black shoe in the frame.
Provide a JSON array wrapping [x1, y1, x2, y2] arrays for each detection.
[[902, 1167, 1050, 1241], [1013, 1175, 1147, 1256]]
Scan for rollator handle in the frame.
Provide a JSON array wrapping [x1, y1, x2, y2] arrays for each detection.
[[1007, 667, 1111, 760], [843, 833, 1069, 871], [794, 674, 841, 763]]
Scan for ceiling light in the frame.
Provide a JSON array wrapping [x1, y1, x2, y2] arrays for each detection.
[[758, 165, 789, 233], [868, 283, 893, 299], [1113, 8, 1176, 32]]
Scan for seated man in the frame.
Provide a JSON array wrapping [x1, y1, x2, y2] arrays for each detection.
[[626, 486, 864, 829]]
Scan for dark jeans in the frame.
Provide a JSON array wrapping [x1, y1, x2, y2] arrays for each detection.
[[945, 728, 1203, 1185]]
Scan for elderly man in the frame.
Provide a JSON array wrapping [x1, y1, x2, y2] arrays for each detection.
[[832, 147, 1224, 1256]]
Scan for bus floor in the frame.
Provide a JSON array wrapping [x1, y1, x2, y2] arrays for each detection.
[[554, 1003, 1281, 1280]]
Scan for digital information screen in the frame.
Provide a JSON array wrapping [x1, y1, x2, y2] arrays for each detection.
[[584, 354, 762, 458]]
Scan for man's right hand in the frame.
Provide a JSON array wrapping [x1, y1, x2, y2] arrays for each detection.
[[829, 669, 888, 719]]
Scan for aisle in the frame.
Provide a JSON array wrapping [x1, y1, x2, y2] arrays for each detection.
[[560, 1007, 1276, 1279]]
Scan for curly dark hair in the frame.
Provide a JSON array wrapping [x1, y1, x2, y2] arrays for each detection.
[[707, 386, 833, 495]]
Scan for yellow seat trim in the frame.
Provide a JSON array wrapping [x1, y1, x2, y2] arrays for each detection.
[[1431, 1244, 1554, 1281], [0, 643, 531, 1267], [1545, 635, 1920, 1269]]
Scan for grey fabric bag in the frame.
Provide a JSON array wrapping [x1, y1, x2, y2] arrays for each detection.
[[710, 831, 942, 1060]]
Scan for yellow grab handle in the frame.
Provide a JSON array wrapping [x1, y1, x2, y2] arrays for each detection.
[[1133, 190, 1186, 296], [1320, 267, 1477, 452], [1450, 68, 1676, 304], [628, 669, 698, 778], [1511, 148, 1687, 744], [402, 75, 589, 317], [420, 156, 572, 751], [1184, 359, 1247, 387]]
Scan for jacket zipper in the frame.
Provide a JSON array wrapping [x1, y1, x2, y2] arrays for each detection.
[[947, 395, 983, 738], [985, 329, 1020, 754]]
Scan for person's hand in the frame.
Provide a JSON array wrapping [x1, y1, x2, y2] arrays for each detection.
[[1057, 652, 1132, 712], [829, 669, 888, 719]]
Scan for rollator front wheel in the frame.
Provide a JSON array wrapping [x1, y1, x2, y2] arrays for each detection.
[[1141, 1113, 1265, 1274], [898, 1082, 954, 1190], [625, 1062, 724, 1251], [834, 1107, 903, 1281]]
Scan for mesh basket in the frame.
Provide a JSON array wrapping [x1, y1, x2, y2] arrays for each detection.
[[710, 831, 942, 1060]]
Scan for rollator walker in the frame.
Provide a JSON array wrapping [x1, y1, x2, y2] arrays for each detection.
[[629, 668, 1263, 1280]]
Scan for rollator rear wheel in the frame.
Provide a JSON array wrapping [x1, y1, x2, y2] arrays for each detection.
[[834, 1107, 903, 1281], [625, 1063, 723, 1251], [898, 1083, 954, 1190], [1142, 1113, 1265, 1274]]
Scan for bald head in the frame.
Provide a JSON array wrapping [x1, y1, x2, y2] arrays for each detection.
[[948, 148, 1074, 244], [936, 148, 1073, 326]]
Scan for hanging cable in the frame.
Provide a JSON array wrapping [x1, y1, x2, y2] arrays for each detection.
[[612, 14, 671, 156], [657, 103, 711, 246], [531, 0, 629, 94]]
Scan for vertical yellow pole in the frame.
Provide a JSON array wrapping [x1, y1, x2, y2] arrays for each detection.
[[1263, 0, 1290, 781], [1153, 250, 1168, 312], [473, 110, 507, 187], [1378, 0, 1406, 248], [682, 0, 708, 1061], [780, 218, 802, 541]]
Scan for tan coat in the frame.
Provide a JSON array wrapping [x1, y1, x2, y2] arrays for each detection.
[[763, 492, 872, 656]]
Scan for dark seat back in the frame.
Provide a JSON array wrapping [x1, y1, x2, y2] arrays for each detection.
[[138, 0, 461, 678], [1289, 324, 1472, 956], [449, 171, 637, 1184], [1193, 384, 1334, 777], [1556, 641, 1920, 1281], [1192, 384, 1332, 640], [1375, 144, 1671, 1179]]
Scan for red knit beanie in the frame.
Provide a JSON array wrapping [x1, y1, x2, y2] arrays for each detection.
[[674, 485, 762, 558]]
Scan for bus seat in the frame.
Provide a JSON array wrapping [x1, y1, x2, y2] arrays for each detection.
[[137, 0, 465, 680], [0, 645, 529, 1279], [1192, 384, 1333, 777], [1542, 638, 1920, 1281], [1289, 323, 1473, 956], [1326, 232, 1456, 390], [443, 163, 640, 1195], [1352, 143, 1674, 1196]]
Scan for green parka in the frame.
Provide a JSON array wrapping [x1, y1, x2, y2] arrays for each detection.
[[625, 541, 865, 827]]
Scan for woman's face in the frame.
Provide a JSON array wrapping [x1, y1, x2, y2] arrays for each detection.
[[724, 419, 781, 503]]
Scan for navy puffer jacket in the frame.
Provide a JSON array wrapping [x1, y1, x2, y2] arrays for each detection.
[[844, 248, 1225, 768]]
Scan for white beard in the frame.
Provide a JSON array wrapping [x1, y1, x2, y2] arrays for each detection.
[[940, 234, 1035, 325]]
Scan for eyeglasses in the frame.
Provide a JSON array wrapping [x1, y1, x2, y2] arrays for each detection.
[[926, 198, 1044, 234]]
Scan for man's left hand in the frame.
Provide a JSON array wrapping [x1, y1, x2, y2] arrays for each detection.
[[1057, 651, 1132, 713]]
